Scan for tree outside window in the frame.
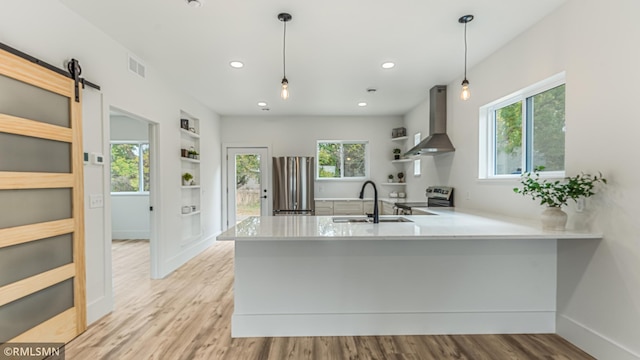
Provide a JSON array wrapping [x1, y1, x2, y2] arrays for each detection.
[[111, 142, 150, 192], [317, 141, 368, 179]]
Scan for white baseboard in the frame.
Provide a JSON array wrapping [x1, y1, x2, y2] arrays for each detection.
[[159, 233, 218, 278], [86, 294, 114, 325], [557, 315, 640, 360], [112, 230, 150, 240], [232, 311, 556, 338]]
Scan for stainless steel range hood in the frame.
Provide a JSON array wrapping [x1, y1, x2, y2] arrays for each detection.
[[404, 85, 455, 156]]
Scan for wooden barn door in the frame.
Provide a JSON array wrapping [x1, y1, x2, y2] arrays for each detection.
[[0, 48, 86, 343]]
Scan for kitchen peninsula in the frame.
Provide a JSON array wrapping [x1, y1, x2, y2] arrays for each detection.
[[217, 209, 601, 338]]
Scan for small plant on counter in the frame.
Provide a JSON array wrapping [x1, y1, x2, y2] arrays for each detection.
[[393, 148, 402, 160], [513, 166, 607, 207], [182, 172, 193, 186], [388, 174, 394, 183], [513, 166, 607, 230], [397, 172, 405, 183]]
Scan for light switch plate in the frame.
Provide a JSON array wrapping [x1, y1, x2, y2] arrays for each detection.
[[89, 194, 104, 208], [91, 153, 105, 165], [83, 152, 89, 164]]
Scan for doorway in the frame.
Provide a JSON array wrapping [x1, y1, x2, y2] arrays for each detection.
[[226, 147, 269, 227], [108, 108, 160, 279]]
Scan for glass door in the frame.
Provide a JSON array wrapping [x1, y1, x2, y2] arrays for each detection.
[[226, 147, 269, 227]]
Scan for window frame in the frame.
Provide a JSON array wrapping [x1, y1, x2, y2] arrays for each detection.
[[316, 140, 369, 181], [110, 140, 150, 194], [479, 72, 566, 180]]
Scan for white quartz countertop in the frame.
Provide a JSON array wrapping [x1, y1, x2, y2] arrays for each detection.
[[217, 208, 602, 241]]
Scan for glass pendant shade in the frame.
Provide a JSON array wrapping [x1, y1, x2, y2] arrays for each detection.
[[281, 78, 289, 100], [460, 79, 470, 101]]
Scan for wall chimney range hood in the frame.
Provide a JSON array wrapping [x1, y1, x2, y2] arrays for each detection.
[[404, 85, 455, 156]]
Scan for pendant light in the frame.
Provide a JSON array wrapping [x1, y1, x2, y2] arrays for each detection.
[[278, 13, 292, 100], [458, 14, 474, 101]]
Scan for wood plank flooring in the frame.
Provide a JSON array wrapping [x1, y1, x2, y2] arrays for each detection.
[[65, 240, 595, 360]]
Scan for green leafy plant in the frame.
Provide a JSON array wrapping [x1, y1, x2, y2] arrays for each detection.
[[182, 172, 193, 182], [513, 166, 606, 207], [393, 148, 402, 154], [388, 174, 394, 180]]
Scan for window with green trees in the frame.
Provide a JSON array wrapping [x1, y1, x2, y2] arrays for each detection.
[[110, 142, 150, 192], [480, 73, 565, 178], [317, 141, 368, 179]]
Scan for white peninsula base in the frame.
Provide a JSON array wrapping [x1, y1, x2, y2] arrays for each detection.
[[233, 238, 556, 337], [218, 211, 601, 338]]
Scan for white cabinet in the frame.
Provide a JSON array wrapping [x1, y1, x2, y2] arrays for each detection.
[[333, 200, 364, 215], [180, 111, 201, 246], [381, 201, 396, 215], [314, 200, 334, 215], [363, 201, 374, 215]]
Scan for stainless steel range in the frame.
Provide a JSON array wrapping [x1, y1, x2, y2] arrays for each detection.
[[393, 186, 453, 215]]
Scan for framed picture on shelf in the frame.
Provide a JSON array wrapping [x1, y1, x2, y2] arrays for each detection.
[[180, 118, 189, 130]]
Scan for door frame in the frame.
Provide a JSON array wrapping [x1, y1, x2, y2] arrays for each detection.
[[108, 107, 161, 279], [222, 143, 271, 230]]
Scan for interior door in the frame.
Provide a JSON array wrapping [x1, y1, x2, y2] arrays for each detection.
[[226, 147, 269, 227], [0, 48, 86, 343]]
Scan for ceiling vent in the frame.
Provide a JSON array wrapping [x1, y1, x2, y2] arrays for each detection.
[[128, 54, 146, 79]]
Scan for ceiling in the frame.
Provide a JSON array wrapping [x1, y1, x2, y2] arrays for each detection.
[[58, 0, 565, 117]]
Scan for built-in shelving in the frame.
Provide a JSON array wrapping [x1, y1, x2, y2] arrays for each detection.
[[180, 157, 200, 164], [391, 136, 408, 142], [391, 159, 412, 163], [180, 128, 201, 139], [180, 110, 202, 246]]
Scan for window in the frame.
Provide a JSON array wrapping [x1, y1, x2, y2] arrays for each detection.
[[317, 141, 368, 179], [479, 73, 565, 178], [110, 142, 150, 192]]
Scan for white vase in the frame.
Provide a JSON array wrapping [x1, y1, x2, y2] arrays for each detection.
[[541, 206, 567, 230]]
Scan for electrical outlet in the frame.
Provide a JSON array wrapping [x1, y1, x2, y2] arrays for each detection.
[[89, 194, 104, 208]]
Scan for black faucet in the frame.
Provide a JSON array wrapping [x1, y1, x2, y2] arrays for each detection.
[[359, 180, 379, 224]]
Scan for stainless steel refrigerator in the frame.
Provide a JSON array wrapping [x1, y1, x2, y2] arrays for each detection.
[[272, 156, 315, 215]]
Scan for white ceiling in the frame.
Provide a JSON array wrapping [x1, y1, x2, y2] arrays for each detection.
[[58, 0, 565, 117]]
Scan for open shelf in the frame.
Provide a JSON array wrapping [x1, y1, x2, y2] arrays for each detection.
[[392, 159, 413, 163], [181, 210, 201, 217], [181, 157, 200, 164], [380, 183, 406, 186], [391, 136, 408, 142], [180, 128, 200, 139], [181, 185, 201, 189]]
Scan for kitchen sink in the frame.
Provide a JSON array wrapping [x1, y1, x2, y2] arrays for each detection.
[[332, 217, 413, 223]]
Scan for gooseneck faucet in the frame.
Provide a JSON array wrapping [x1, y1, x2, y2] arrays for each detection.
[[359, 180, 379, 224]]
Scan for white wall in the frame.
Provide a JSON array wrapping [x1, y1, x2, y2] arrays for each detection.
[[0, 1, 223, 324], [221, 115, 403, 201], [403, 0, 640, 358]]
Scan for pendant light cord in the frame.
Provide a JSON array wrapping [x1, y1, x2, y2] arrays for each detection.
[[463, 21, 468, 80], [282, 20, 287, 79]]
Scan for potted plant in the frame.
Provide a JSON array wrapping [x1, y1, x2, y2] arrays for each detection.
[[188, 148, 199, 160], [388, 174, 394, 183], [397, 172, 405, 183], [182, 172, 193, 186], [393, 148, 402, 160], [513, 166, 606, 230]]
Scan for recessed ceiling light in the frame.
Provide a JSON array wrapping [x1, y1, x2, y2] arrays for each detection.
[[358, 102, 368, 107], [257, 101, 267, 107], [381, 62, 395, 69], [230, 61, 244, 69], [187, 0, 202, 7]]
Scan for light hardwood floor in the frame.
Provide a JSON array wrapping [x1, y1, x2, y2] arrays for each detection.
[[65, 240, 595, 360]]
